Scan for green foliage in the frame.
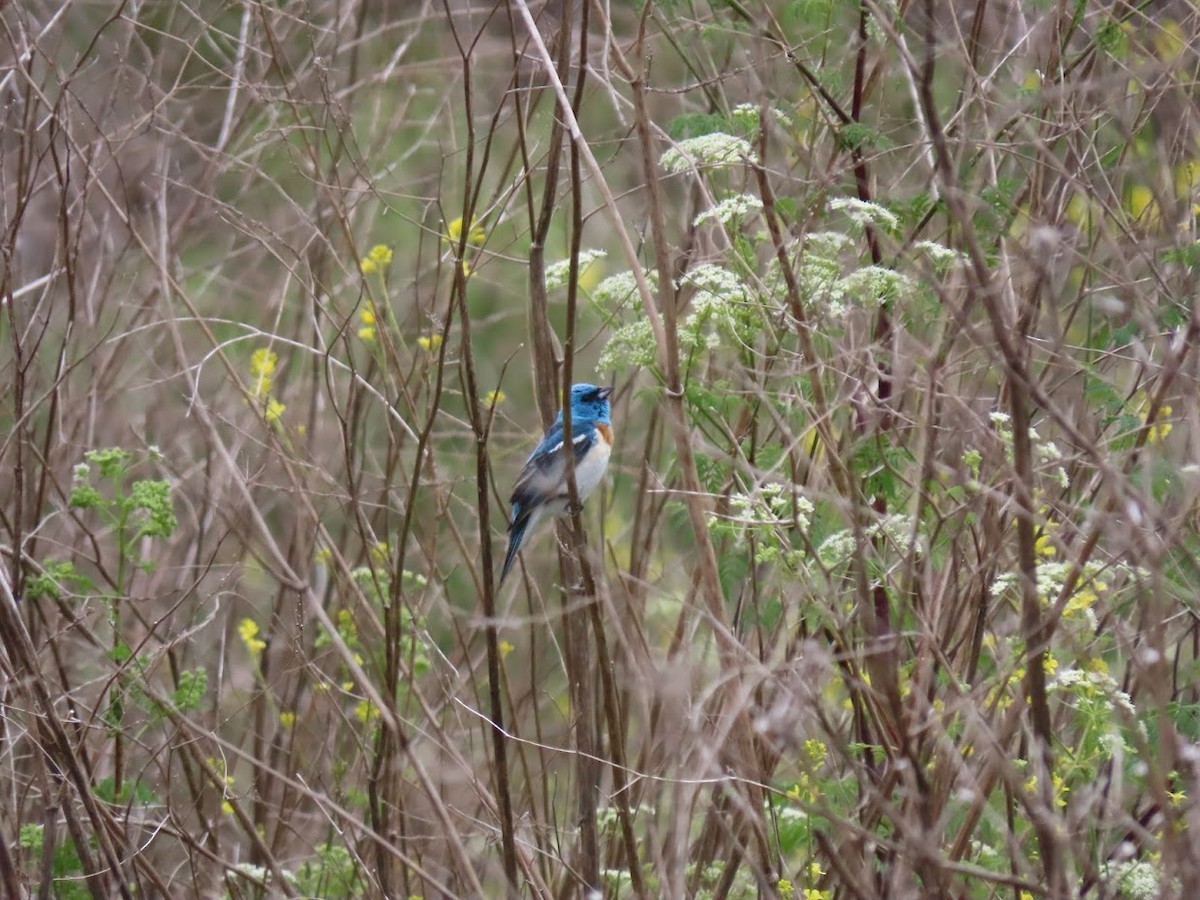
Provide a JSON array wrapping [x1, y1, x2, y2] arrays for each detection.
[[293, 844, 361, 898], [837, 122, 894, 152], [783, 0, 835, 27], [1094, 15, 1127, 57], [94, 776, 158, 806], [18, 826, 90, 900], [69, 446, 177, 576], [850, 438, 913, 506], [667, 113, 730, 140], [127, 478, 177, 538], [1160, 241, 1200, 269], [18, 823, 43, 850], [172, 668, 208, 712], [26, 560, 93, 601]]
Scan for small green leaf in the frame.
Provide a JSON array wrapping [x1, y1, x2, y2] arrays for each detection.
[[837, 123, 893, 152], [666, 113, 730, 140], [26, 560, 93, 601], [172, 668, 208, 711]]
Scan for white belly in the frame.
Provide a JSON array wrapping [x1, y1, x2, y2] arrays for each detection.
[[571, 439, 611, 501]]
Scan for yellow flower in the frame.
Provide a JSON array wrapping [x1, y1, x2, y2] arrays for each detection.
[[1126, 184, 1160, 228], [418, 334, 443, 352], [444, 216, 485, 246], [238, 618, 266, 656], [802, 890, 831, 900], [1051, 772, 1069, 808], [1064, 587, 1098, 617], [499, 640, 514, 658], [249, 348, 277, 398], [279, 711, 296, 728], [250, 347, 278, 379], [1044, 654, 1058, 677], [1149, 404, 1173, 444], [354, 699, 381, 723], [1132, 390, 1173, 443], [221, 800, 234, 815], [807, 862, 824, 882], [787, 774, 816, 803], [337, 608, 357, 641], [360, 244, 393, 274], [370, 541, 390, 562], [264, 397, 286, 426], [358, 305, 377, 341], [804, 738, 827, 765], [1034, 532, 1056, 557], [483, 389, 506, 406]]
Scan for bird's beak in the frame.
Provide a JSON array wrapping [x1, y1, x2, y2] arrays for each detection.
[[597, 386, 613, 400]]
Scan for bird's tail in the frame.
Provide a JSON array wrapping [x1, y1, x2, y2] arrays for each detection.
[[498, 517, 530, 585]]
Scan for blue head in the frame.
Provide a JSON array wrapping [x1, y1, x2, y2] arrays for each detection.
[[562, 383, 612, 425]]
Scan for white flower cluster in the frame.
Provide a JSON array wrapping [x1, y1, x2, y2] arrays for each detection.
[[594, 269, 658, 311], [763, 240, 847, 317], [913, 239, 961, 270], [804, 231, 856, 258], [709, 483, 815, 568], [989, 410, 1068, 489], [830, 196, 900, 234], [544, 249, 607, 291], [1049, 667, 1138, 718], [817, 514, 923, 568], [1099, 859, 1161, 899], [719, 483, 814, 529], [1035, 439, 1068, 488], [730, 102, 795, 132], [694, 193, 764, 228], [838, 265, 916, 307], [988, 560, 1108, 628], [679, 264, 762, 350], [597, 319, 657, 372], [764, 232, 914, 320], [802, 256, 848, 317], [660, 133, 757, 174]]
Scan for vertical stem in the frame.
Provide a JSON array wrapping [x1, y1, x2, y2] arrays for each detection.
[[438, 3, 519, 889], [912, 0, 1061, 890], [559, 1, 601, 888]]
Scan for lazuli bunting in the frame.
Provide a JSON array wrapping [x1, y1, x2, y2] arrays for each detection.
[[499, 383, 614, 584]]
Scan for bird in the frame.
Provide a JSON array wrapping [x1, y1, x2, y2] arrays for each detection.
[[499, 383, 614, 584]]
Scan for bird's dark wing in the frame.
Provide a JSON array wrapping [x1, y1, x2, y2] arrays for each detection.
[[508, 426, 596, 517]]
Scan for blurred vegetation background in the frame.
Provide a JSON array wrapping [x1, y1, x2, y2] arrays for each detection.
[[3, 0, 1200, 897]]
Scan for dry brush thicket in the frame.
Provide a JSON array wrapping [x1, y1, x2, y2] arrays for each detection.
[[3, 0, 1200, 898]]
